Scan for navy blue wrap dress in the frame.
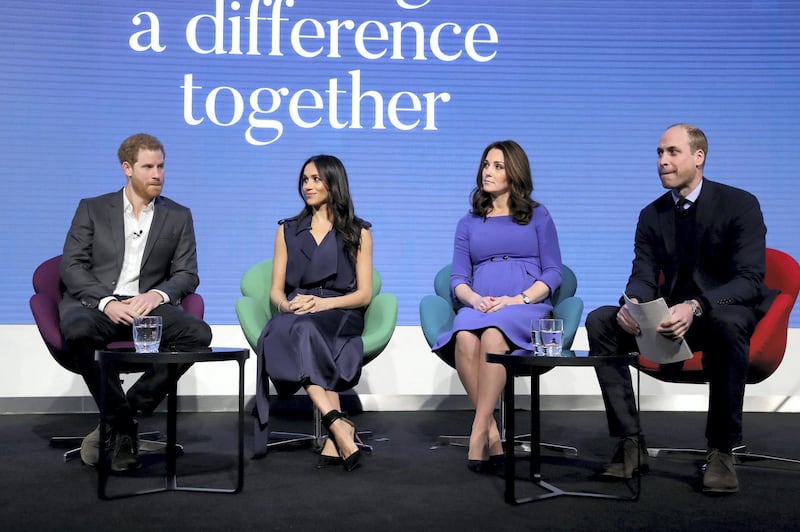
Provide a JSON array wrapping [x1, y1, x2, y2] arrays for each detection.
[[254, 215, 370, 437]]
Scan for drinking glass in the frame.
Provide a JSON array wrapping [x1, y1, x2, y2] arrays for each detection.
[[531, 319, 544, 356], [133, 315, 162, 353], [538, 318, 564, 357]]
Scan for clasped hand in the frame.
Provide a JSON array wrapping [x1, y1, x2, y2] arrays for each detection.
[[104, 292, 164, 325], [473, 295, 517, 313], [286, 294, 332, 314]]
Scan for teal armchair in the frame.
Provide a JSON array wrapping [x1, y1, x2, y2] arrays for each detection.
[[418, 263, 584, 452], [236, 259, 398, 450]]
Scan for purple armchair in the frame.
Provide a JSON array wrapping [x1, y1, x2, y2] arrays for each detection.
[[29, 254, 205, 461]]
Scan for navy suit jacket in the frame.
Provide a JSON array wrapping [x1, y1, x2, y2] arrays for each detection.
[[59, 189, 200, 313], [624, 179, 775, 316]]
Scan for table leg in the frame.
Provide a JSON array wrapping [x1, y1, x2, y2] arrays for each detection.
[[503, 369, 516, 504], [97, 354, 110, 499], [235, 358, 245, 493], [500, 361, 639, 504], [165, 363, 178, 489], [530, 373, 541, 482], [91, 349, 249, 499]]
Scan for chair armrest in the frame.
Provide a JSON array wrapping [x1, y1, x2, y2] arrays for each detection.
[[29, 293, 65, 353], [553, 296, 584, 350], [180, 293, 205, 319], [419, 294, 456, 349], [362, 293, 399, 363], [235, 296, 270, 351]]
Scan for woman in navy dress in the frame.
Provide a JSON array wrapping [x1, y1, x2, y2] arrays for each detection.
[[254, 155, 373, 471], [433, 140, 562, 472]]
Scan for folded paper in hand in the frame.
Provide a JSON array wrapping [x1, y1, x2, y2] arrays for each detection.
[[623, 293, 693, 364]]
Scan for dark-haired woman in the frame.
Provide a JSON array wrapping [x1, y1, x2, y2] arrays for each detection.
[[254, 155, 373, 471], [432, 140, 562, 472]]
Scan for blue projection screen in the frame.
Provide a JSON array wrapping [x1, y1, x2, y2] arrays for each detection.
[[2, 0, 798, 327]]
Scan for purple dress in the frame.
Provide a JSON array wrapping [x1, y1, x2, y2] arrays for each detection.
[[432, 207, 562, 357]]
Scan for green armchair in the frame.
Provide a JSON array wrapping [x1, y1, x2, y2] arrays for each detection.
[[236, 259, 398, 451]]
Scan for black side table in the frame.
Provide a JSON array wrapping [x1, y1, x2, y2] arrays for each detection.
[[487, 349, 640, 505], [95, 347, 250, 500]]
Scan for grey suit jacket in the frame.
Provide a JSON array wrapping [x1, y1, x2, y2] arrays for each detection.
[[59, 189, 200, 313], [624, 178, 775, 315]]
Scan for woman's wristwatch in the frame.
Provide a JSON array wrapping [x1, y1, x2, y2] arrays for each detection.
[[520, 292, 531, 304]]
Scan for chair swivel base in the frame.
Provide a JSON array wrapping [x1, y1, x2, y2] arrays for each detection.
[[266, 431, 324, 451], [267, 405, 374, 453], [434, 434, 578, 457], [647, 444, 800, 467], [514, 434, 579, 457], [267, 430, 374, 453]]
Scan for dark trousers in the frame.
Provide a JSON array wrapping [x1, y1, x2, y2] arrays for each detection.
[[60, 303, 212, 429], [586, 304, 757, 451]]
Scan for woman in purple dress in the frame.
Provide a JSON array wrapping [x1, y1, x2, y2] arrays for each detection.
[[432, 140, 562, 472], [254, 155, 373, 471]]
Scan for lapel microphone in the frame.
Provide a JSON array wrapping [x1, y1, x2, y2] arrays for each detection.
[[133, 230, 143, 238]]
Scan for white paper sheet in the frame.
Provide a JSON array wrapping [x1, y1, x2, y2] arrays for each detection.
[[623, 293, 694, 364]]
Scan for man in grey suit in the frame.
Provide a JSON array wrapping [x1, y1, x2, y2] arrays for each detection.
[[587, 124, 776, 494], [59, 133, 212, 471]]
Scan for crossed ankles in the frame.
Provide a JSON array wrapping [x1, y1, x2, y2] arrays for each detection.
[[321, 409, 363, 471], [80, 421, 141, 472], [466, 429, 504, 474]]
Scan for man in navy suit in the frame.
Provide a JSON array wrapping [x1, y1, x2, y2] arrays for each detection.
[[587, 124, 776, 494], [59, 133, 212, 471]]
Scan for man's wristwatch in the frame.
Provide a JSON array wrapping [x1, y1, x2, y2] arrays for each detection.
[[520, 292, 531, 304], [684, 299, 702, 317]]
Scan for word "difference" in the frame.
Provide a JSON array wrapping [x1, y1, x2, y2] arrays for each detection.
[[183, 0, 499, 62]]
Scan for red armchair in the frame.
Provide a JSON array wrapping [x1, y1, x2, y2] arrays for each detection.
[[638, 248, 800, 464]]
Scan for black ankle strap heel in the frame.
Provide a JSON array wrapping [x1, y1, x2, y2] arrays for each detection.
[[321, 409, 344, 430], [320, 409, 362, 471]]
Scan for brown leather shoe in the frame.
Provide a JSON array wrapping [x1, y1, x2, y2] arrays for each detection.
[[600, 435, 649, 479], [702, 449, 738, 494]]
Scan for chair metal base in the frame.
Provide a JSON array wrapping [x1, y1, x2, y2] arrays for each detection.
[[50, 431, 161, 462], [513, 434, 579, 457], [434, 394, 578, 457], [434, 434, 577, 456], [267, 408, 374, 453], [648, 444, 800, 467]]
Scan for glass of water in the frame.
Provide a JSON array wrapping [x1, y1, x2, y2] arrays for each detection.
[[530, 319, 539, 355], [538, 318, 564, 356], [531, 319, 544, 356], [132, 315, 162, 353]]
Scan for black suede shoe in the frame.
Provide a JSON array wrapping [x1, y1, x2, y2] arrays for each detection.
[[111, 422, 141, 472], [599, 435, 649, 479], [702, 449, 738, 494]]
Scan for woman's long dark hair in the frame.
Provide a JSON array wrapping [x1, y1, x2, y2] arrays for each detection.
[[470, 140, 538, 224], [296, 154, 365, 263]]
